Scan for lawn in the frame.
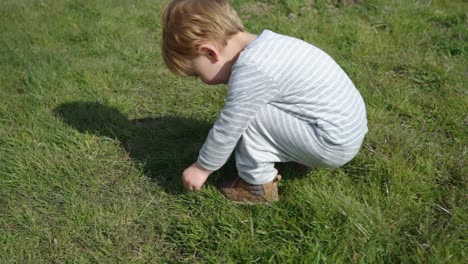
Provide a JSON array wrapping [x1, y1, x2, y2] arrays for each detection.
[[0, 0, 466, 262]]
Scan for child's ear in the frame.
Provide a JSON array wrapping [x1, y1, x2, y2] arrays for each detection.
[[199, 43, 219, 63]]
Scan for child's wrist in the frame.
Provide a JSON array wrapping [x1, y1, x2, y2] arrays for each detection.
[[193, 161, 213, 175]]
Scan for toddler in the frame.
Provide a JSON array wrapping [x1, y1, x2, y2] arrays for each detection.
[[162, 0, 368, 203]]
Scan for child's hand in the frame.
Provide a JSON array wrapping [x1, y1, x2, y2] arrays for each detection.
[[182, 162, 213, 191]]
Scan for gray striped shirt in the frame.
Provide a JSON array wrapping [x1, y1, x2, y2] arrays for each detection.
[[198, 30, 368, 171]]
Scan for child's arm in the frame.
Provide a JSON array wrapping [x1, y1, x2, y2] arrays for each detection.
[[197, 64, 279, 172], [182, 64, 278, 191], [182, 161, 213, 191]]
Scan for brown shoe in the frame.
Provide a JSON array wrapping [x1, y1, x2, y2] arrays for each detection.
[[219, 175, 281, 204]]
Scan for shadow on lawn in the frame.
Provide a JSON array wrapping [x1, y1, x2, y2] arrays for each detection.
[[54, 101, 214, 194]]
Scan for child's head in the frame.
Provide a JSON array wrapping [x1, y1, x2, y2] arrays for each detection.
[[162, 0, 244, 76]]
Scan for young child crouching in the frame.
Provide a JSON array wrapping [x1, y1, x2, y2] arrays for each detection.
[[162, 0, 368, 204]]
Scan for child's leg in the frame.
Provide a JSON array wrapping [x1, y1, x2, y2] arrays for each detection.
[[235, 104, 360, 185]]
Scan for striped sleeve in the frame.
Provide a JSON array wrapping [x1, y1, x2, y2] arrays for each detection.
[[197, 63, 279, 171]]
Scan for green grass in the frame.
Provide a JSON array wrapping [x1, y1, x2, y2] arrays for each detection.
[[0, 0, 466, 262]]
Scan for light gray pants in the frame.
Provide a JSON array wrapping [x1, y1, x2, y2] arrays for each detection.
[[235, 104, 363, 184]]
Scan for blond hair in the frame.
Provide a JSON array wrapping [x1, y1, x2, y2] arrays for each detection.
[[162, 0, 244, 76]]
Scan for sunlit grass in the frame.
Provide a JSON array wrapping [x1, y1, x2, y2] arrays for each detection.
[[0, 0, 466, 262]]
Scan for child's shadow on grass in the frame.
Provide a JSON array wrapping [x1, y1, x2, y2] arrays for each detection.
[[54, 101, 212, 194]]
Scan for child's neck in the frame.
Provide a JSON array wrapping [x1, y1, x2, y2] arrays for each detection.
[[231, 31, 257, 52], [223, 32, 256, 60], [221, 31, 257, 75]]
